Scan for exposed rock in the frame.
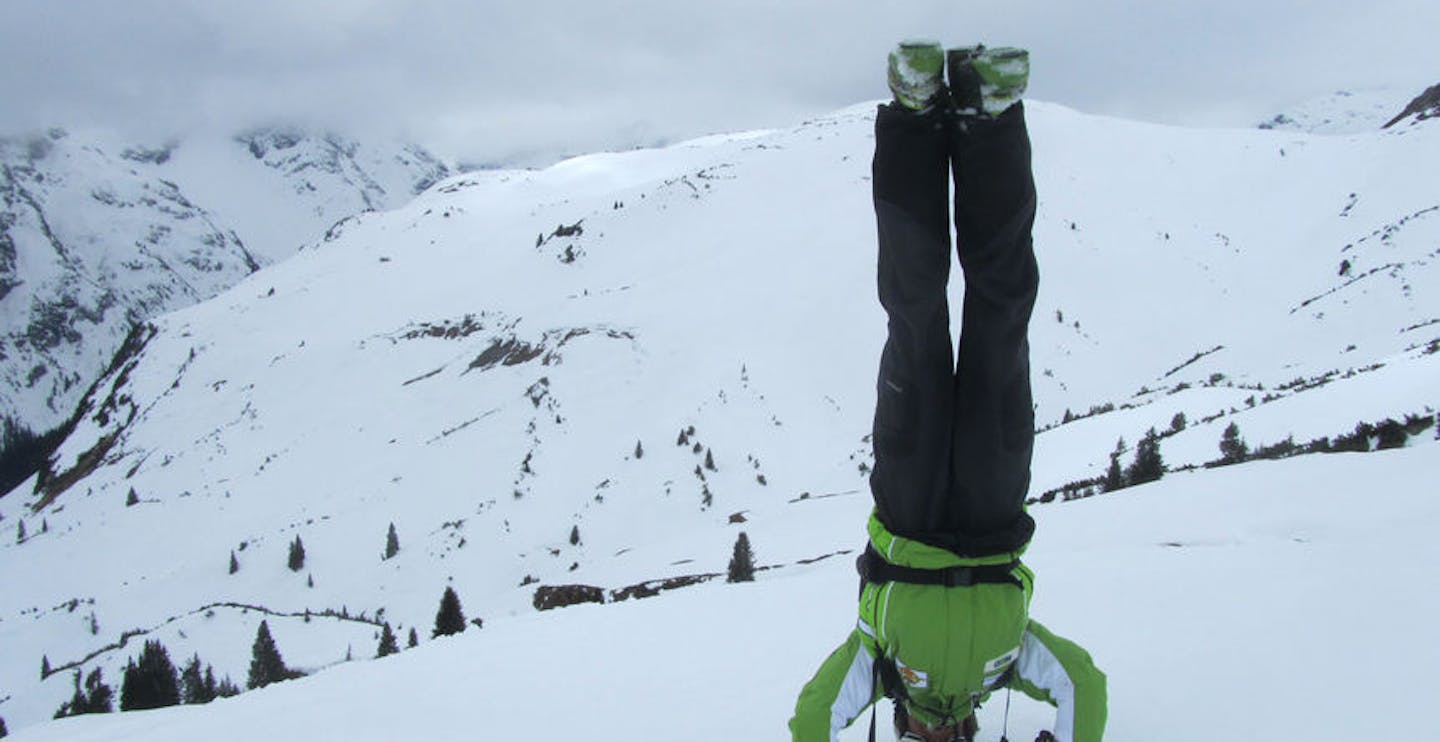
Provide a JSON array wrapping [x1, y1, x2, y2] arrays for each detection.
[[1383, 83, 1440, 128], [532, 584, 606, 611]]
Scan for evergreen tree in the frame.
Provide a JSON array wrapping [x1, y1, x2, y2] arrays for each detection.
[[229, 550, 239, 574], [180, 655, 203, 704], [1102, 456, 1123, 492], [1170, 412, 1187, 433], [569, 524, 581, 546], [634, 440, 644, 459], [120, 639, 181, 711], [376, 622, 400, 658], [214, 674, 240, 698], [1101, 437, 1127, 492], [727, 532, 756, 583], [180, 654, 217, 705], [287, 536, 306, 572], [247, 620, 293, 689], [41, 654, 50, 678], [16, 520, 24, 543], [83, 668, 115, 714], [1, 714, 7, 737], [704, 448, 718, 471], [55, 668, 113, 717], [384, 523, 400, 560], [1219, 422, 1248, 464], [407, 627, 419, 648], [126, 488, 139, 506], [1375, 418, 1407, 450], [432, 586, 467, 638], [201, 666, 220, 701], [1125, 428, 1165, 486]]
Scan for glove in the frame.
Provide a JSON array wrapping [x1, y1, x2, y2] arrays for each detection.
[[1034, 732, 1057, 742]]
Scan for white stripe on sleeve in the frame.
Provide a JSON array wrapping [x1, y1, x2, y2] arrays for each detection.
[[829, 644, 876, 742], [1015, 628, 1077, 742]]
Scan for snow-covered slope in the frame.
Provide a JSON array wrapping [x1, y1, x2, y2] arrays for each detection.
[[8, 443, 1438, 741], [0, 128, 449, 441], [0, 130, 260, 440], [0, 99, 1437, 737]]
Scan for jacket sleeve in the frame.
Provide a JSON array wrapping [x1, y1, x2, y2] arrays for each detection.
[[1009, 620, 1107, 742], [790, 629, 882, 742]]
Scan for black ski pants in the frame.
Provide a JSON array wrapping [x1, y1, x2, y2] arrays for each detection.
[[869, 101, 1038, 557]]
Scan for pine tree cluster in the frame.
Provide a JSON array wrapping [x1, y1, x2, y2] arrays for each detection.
[[53, 668, 113, 718], [120, 640, 180, 711], [1102, 429, 1166, 493], [179, 654, 232, 704], [1206, 412, 1434, 468], [47, 623, 299, 720]]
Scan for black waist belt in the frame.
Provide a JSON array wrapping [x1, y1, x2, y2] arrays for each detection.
[[856, 544, 1022, 589]]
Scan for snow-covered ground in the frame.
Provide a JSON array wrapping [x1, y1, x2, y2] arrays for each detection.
[[1, 92, 1437, 739], [8, 442, 1438, 741]]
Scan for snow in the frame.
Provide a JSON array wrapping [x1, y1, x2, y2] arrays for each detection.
[[2, 94, 1439, 739], [7, 443, 1438, 741], [0, 127, 448, 436], [1258, 88, 1418, 134]]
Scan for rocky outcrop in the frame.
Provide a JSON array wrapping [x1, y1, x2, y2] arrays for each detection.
[[533, 584, 607, 611], [1383, 83, 1440, 128]]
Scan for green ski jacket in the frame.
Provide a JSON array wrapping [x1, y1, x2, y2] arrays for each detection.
[[790, 514, 1106, 742]]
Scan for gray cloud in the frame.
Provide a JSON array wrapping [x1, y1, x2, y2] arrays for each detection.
[[2, 0, 1436, 166]]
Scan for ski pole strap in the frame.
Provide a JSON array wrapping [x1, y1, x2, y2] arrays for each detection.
[[856, 544, 1023, 589], [870, 652, 911, 742]]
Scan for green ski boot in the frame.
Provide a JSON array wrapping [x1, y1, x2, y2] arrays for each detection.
[[887, 40, 945, 112], [949, 45, 1029, 116]]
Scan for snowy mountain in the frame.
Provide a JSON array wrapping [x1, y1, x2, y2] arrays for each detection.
[[0, 97, 1437, 739], [1258, 82, 1440, 134], [0, 127, 449, 450], [1258, 88, 1408, 134]]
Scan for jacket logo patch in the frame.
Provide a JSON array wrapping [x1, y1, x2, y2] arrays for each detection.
[[895, 659, 928, 689], [984, 647, 1020, 675]]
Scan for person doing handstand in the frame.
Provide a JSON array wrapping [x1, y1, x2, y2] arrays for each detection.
[[789, 41, 1107, 742]]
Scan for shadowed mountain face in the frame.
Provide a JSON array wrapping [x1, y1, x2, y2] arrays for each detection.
[[0, 130, 259, 441], [0, 127, 449, 449]]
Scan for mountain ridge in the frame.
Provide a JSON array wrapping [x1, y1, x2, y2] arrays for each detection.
[[0, 126, 450, 454]]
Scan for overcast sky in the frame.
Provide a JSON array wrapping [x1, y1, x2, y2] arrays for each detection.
[[2, 1, 1436, 166]]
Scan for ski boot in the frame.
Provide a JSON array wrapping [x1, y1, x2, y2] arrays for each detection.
[[948, 45, 1029, 117], [887, 40, 946, 112]]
